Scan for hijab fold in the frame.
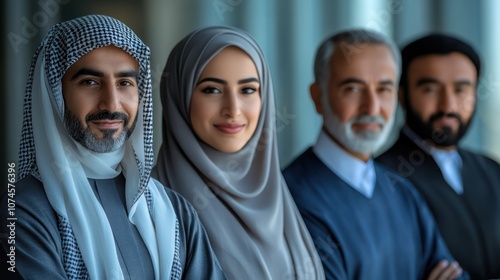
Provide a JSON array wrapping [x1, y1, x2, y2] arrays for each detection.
[[152, 26, 324, 280], [19, 15, 177, 279]]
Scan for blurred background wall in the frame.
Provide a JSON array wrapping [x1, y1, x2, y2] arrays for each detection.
[[2, 0, 499, 189]]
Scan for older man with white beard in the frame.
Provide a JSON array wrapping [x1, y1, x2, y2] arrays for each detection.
[[283, 29, 467, 280]]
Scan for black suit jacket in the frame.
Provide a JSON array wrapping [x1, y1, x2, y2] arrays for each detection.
[[377, 132, 500, 280]]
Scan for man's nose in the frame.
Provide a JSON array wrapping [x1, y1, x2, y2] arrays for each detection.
[[438, 87, 458, 113], [98, 84, 120, 112], [361, 89, 380, 116]]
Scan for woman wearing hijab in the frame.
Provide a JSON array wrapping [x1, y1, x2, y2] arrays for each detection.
[[0, 15, 224, 279], [152, 26, 324, 279]]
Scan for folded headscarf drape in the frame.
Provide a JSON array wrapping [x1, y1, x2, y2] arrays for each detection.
[[152, 26, 324, 280], [18, 15, 179, 279]]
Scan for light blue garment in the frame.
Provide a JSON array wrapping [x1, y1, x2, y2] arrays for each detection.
[[403, 127, 463, 194], [313, 130, 376, 198]]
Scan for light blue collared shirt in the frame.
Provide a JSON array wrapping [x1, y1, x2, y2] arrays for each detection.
[[403, 127, 463, 194], [312, 130, 376, 198]]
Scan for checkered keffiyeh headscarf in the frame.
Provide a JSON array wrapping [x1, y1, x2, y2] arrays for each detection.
[[18, 15, 180, 279]]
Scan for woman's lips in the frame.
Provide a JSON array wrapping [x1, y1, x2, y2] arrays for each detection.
[[214, 123, 245, 134]]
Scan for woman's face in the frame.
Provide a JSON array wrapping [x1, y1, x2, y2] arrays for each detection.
[[190, 46, 261, 153]]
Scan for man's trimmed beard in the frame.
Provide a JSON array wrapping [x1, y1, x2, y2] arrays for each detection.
[[405, 104, 470, 147], [320, 86, 394, 155], [64, 109, 137, 153]]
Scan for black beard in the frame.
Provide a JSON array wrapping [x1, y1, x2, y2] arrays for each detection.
[[64, 109, 137, 153], [406, 106, 470, 147]]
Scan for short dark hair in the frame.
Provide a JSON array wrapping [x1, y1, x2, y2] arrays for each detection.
[[400, 33, 481, 94]]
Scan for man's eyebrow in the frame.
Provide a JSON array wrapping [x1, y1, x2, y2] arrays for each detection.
[[70, 68, 138, 81], [454, 79, 473, 86], [197, 77, 226, 85], [238, 77, 259, 84], [70, 68, 103, 80], [117, 70, 138, 80], [338, 78, 365, 87], [416, 77, 440, 87], [379, 79, 395, 85]]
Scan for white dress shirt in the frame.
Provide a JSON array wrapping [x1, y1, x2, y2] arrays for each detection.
[[313, 130, 376, 198], [403, 127, 463, 194]]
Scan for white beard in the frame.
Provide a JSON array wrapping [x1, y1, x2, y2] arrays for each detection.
[[321, 92, 394, 155]]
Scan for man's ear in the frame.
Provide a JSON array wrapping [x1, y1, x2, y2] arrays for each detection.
[[310, 82, 324, 115], [397, 86, 405, 109]]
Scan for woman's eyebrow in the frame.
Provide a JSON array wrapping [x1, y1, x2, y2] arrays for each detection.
[[238, 77, 259, 84], [197, 77, 226, 85]]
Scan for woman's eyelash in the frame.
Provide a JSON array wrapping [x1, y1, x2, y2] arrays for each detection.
[[201, 86, 221, 93]]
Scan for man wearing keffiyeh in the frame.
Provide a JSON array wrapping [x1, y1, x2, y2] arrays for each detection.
[[0, 15, 225, 280]]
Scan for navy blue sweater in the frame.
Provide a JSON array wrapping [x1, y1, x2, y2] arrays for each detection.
[[284, 148, 465, 280]]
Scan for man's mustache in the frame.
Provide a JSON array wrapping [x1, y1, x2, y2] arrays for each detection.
[[86, 111, 129, 127], [429, 112, 462, 125], [352, 115, 386, 126]]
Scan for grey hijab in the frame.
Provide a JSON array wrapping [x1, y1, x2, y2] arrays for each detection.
[[152, 26, 324, 280]]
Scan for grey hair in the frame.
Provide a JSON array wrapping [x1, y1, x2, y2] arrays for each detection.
[[313, 29, 401, 92]]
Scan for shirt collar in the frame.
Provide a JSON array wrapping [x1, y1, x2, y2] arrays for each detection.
[[313, 130, 376, 198], [403, 126, 463, 194]]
